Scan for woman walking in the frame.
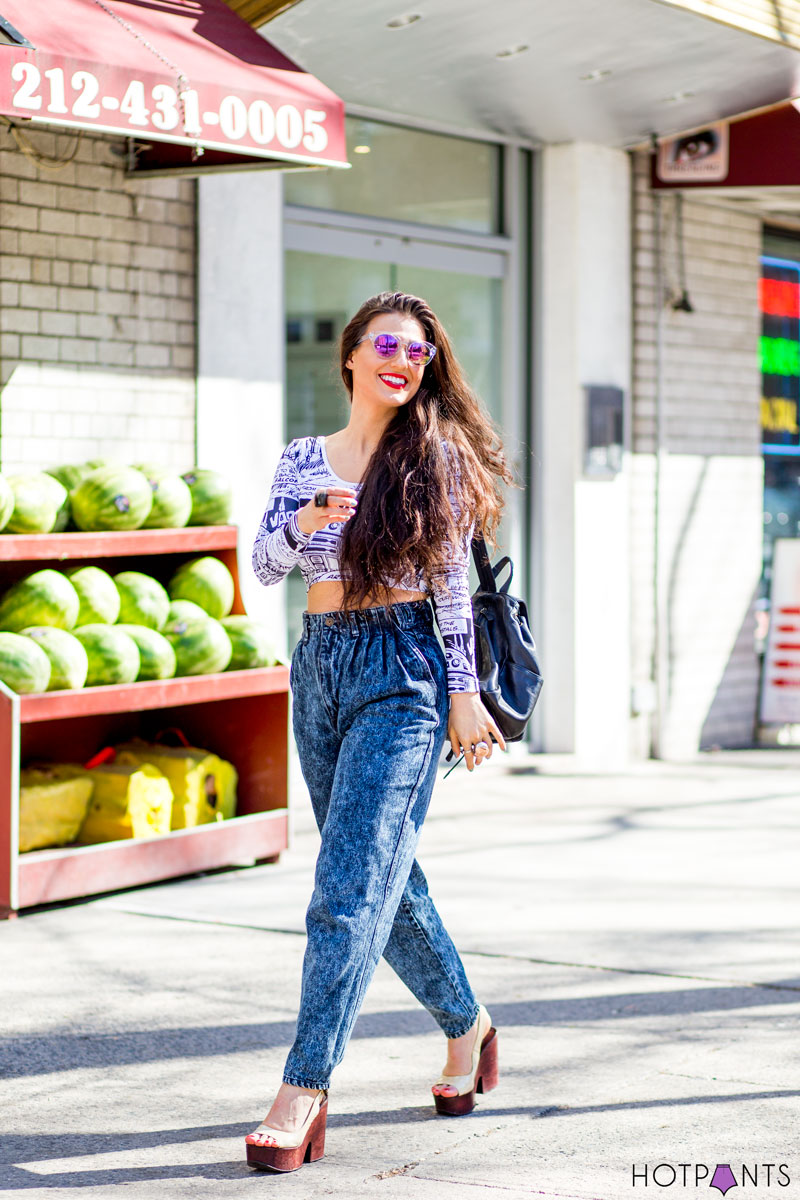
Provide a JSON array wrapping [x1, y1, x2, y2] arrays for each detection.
[[247, 291, 512, 1172]]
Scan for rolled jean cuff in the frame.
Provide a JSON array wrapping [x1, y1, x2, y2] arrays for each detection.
[[439, 1001, 480, 1039], [283, 1073, 330, 1090]]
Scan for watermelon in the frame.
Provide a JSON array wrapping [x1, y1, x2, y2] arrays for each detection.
[[221, 616, 277, 670], [70, 466, 152, 532], [163, 615, 232, 676], [46, 463, 94, 493], [21, 627, 89, 691], [0, 569, 80, 633], [39, 475, 70, 532], [0, 475, 14, 531], [65, 566, 120, 625], [116, 624, 176, 680], [181, 469, 232, 526], [167, 599, 208, 624], [134, 466, 192, 529], [168, 556, 234, 620], [73, 625, 140, 686], [0, 631, 51, 694], [5, 473, 67, 534], [114, 572, 170, 631]]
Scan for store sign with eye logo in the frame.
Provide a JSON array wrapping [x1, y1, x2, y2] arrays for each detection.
[[656, 122, 729, 182], [760, 256, 800, 452]]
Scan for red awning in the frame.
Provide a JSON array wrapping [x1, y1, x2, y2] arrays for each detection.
[[0, 0, 347, 175], [652, 101, 800, 191]]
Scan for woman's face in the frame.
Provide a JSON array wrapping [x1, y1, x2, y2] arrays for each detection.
[[346, 312, 429, 411]]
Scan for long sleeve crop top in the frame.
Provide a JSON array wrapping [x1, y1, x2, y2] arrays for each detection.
[[252, 436, 479, 694]]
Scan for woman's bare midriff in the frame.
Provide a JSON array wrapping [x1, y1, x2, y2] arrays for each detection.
[[306, 581, 427, 613]]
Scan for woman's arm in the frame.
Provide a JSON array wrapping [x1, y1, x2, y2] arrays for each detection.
[[252, 445, 312, 587], [252, 444, 358, 587]]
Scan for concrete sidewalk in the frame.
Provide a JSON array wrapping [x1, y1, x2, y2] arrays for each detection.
[[2, 748, 800, 1199]]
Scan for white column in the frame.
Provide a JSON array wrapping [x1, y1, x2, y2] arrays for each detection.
[[197, 172, 287, 650], [535, 143, 632, 763]]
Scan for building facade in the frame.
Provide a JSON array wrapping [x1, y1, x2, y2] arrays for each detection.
[[3, 2, 799, 763]]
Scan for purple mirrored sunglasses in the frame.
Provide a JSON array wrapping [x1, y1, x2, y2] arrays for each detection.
[[357, 330, 437, 366]]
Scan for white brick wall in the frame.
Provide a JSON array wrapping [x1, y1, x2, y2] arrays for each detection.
[[630, 152, 763, 757], [0, 127, 196, 473]]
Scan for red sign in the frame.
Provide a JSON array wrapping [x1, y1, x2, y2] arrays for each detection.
[[0, 0, 347, 170]]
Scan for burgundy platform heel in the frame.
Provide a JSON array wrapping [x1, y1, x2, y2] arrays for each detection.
[[245, 1089, 328, 1172], [432, 1005, 498, 1116]]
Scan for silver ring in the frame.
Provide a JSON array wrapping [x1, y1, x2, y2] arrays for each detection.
[[473, 741, 490, 752]]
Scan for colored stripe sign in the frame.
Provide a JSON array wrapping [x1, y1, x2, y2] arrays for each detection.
[[761, 257, 800, 448], [760, 539, 800, 724]]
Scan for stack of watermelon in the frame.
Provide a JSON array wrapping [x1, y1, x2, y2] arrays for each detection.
[[0, 464, 232, 534], [0, 556, 280, 694]]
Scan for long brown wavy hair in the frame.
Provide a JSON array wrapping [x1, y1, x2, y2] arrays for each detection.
[[337, 291, 513, 606]]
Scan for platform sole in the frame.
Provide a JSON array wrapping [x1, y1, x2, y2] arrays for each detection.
[[245, 1099, 327, 1172], [433, 1027, 498, 1116]]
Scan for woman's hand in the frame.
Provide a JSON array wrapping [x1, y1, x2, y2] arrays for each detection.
[[296, 487, 358, 536], [447, 692, 507, 771]]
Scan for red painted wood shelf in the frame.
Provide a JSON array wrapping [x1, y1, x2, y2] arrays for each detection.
[[0, 525, 238, 562], [0, 526, 289, 918]]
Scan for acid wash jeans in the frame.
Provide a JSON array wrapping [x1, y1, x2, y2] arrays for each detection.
[[282, 598, 480, 1090]]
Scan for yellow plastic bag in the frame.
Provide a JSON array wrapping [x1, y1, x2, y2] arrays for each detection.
[[77, 762, 173, 844], [115, 740, 237, 829], [19, 766, 94, 853]]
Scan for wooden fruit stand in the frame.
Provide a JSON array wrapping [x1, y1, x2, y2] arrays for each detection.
[[0, 525, 289, 919]]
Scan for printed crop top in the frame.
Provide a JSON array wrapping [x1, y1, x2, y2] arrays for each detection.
[[252, 436, 479, 694]]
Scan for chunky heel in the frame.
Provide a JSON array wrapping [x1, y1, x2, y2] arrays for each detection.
[[245, 1091, 328, 1173], [432, 1006, 499, 1116], [475, 1028, 499, 1093]]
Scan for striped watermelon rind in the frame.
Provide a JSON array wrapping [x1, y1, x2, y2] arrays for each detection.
[[163, 615, 232, 676], [65, 566, 121, 625], [0, 631, 52, 694], [116, 624, 177, 681], [72, 625, 141, 686], [0, 475, 15, 531], [181, 469, 232, 526], [134, 466, 193, 530], [114, 571, 170, 631], [221, 616, 278, 670], [21, 626, 89, 691], [0, 569, 80, 633], [167, 556, 234, 620], [167, 599, 209, 624], [5, 473, 67, 534], [70, 466, 153, 532]]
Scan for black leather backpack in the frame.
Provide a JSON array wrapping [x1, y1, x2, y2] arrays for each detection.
[[471, 533, 543, 742]]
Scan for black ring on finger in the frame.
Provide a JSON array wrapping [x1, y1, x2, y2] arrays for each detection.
[[314, 489, 329, 508]]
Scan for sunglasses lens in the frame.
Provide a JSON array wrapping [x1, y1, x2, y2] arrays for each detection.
[[373, 333, 400, 358], [407, 342, 432, 365]]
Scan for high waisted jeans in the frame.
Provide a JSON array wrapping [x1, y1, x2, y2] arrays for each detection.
[[283, 598, 479, 1090]]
